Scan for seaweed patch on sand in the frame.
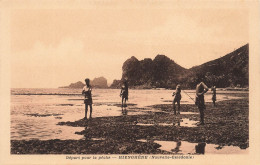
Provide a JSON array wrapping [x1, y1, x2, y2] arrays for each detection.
[[25, 113, 63, 117], [56, 104, 74, 106]]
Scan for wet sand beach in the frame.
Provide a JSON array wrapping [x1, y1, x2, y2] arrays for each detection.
[[11, 92, 248, 154]]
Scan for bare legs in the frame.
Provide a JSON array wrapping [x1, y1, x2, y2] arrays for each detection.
[[89, 104, 92, 118], [197, 97, 205, 125], [85, 104, 88, 119], [84, 104, 93, 119], [213, 100, 216, 107], [173, 100, 180, 115], [121, 97, 127, 107], [199, 107, 204, 125]]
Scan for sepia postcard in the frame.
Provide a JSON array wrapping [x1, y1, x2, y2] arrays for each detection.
[[0, 0, 260, 164]]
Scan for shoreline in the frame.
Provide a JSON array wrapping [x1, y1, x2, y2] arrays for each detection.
[[11, 96, 248, 154]]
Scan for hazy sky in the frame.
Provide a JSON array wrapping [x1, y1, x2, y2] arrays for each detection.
[[10, 3, 249, 88]]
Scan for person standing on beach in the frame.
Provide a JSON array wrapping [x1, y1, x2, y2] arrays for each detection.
[[195, 82, 208, 125], [172, 84, 182, 115], [82, 78, 93, 120], [211, 86, 217, 107], [120, 80, 128, 107]]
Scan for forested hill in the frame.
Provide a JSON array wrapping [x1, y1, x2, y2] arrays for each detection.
[[110, 44, 249, 89]]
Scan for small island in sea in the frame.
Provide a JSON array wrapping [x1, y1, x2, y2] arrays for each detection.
[[60, 76, 109, 89]]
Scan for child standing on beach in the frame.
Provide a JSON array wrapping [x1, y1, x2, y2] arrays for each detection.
[[172, 84, 182, 115], [120, 80, 128, 107], [82, 78, 93, 119], [195, 82, 208, 125]]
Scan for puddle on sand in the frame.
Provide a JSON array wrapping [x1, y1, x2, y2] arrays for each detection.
[[138, 140, 248, 154], [91, 138, 105, 141], [136, 123, 172, 126], [135, 118, 198, 127], [158, 123, 172, 126], [180, 112, 198, 115], [176, 118, 198, 127], [136, 123, 155, 126], [11, 115, 85, 140]]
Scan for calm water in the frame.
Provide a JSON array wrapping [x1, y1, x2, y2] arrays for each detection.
[[11, 88, 246, 142]]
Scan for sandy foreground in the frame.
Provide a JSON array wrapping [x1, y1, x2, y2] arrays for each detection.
[[11, 93, 248, 154]]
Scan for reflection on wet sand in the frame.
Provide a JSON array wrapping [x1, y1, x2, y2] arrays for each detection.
[[138, 139, 247, 154], [195, 142, 206, 154], [171, 141, 182, 153], [121, 107, 128, 116]]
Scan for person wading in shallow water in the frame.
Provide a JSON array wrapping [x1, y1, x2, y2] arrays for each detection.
[[195, 82, 209, 125], [82, 78, 93, 120], [172, 84, 182, 115], [211, 86, 217, 107], [120, 80, 128, 107]]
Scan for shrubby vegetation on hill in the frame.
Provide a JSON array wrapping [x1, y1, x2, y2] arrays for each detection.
[[183, 44, 249, 88]]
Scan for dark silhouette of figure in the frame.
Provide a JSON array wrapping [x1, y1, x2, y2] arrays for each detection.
[[172, 84, 182, 115], [195, 142, 206, 154], [212, 86, 217, 107], [195, 82, 208, 125], [120, 80, 129, 107], [172, 141, 182, 153], [82, 78, 93, 120], [121, 107, 128, 116], [83, 126, 91, 141]]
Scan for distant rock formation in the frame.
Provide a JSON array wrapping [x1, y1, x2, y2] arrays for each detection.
[[120, 55, 186, 88], [91, 77, 108, 88], [109, 79, 121, 89], [60, 77, 108, 88], [59, 81, 85, 88]]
